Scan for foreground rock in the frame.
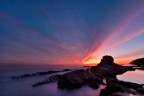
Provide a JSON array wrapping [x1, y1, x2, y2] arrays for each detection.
[[57, 55, 135, 89], [58, 69, 103, 89], [100, 77, 144, 96]]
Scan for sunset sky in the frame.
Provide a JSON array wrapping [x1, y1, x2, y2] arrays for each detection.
[[0, 0, 144, 65]]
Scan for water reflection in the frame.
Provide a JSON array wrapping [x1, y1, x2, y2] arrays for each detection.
[[57, 84, 105, 96], [117, 69, 144, 84]]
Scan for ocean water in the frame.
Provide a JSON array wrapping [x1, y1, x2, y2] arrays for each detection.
[[0, 64, 144, 96], [0, 64, 104, 96]]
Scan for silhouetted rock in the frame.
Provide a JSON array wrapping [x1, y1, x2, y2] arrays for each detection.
[[33, 75, 61, 87], [62, 69, 71, 71], [58, 73, 83, 89], [100, 82, 141, 96], [90, 55, 135, 77], [137, 88, 144, 94], [83, 65, 91, 68], [57, 55, 135, 89], [100, 76, 144, 96], [130, 57, 144, 66], [58, 69, 103, 89], [99, 55, 114, 65], [11, 69, 71, 79]]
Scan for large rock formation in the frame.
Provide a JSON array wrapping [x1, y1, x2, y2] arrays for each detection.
[[90, 55, 134, 77], [130, 57, 144, 66], [99, 55, 114, 65], [57, 55, 135, 89]]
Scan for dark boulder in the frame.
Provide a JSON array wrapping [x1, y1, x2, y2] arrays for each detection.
[[58, 75, 83, 89], [57, 69, 103, 89]]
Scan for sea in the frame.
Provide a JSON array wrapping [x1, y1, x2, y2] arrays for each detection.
[[0, 64, 144, 96], [0, 64, 104, 96]]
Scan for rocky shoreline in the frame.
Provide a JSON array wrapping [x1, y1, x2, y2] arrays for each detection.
[[57, 56, 135, 89], [57, 55, 144, 96], [11, 55, 144, 96]]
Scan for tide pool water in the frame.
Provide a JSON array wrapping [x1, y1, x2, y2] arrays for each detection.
[[117, 69, 144, 84]]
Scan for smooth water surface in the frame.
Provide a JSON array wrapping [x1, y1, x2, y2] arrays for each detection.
[[117, 69, 144, 84], [0, 64, 104, 96]]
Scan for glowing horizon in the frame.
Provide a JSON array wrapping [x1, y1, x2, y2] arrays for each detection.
[[0, 0, 144, 65]]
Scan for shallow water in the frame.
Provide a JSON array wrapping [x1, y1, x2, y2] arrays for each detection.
[[117, 69, 144, 84]]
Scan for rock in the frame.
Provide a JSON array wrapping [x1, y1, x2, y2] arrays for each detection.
[[130, 58, 144, 66], [99, 55, 114, 65], [100, 79, 143, 96], [100, 83, 139, 96], [100, 88, 111, 96], [57, 69, 103, 89], [88, 82, 99, 89], [114, 81, 143, 90], [62, 69, 71, 71], [11, 69, 71, 79], [58, 55, 135, 89], [58, 74, 83, 89], [83, 66, 91, 68], [111, 92, 133, 96], [86, 77, 102, 89], [107, 83, 126, 92], [137, 88, 144, 94], [33, 75, 61, 87], [106, 77, 142, 89]]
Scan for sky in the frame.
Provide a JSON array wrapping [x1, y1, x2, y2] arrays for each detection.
[[0, 0, 144, 65]]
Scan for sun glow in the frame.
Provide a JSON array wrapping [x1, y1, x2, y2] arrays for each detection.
[[0, 0, 144, 65], [83, 56, 100, 65]]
